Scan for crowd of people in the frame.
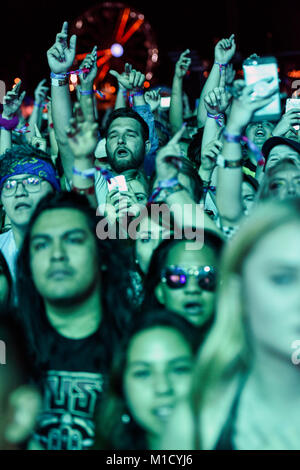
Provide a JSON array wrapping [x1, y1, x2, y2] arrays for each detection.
[[0, 19, 300, 451]]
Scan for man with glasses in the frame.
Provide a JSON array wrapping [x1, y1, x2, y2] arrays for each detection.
[[0, 144, 60, 279]]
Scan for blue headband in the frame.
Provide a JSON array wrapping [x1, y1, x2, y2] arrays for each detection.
[[0, 157, 61, 192]]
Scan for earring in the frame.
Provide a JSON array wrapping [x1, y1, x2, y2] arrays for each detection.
[[121, 413, 131, 424]]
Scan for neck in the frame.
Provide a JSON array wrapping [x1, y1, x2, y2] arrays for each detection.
[[245, 344, 300, 416], [45, 284, 102, 339], [11, 223, 26, 249]]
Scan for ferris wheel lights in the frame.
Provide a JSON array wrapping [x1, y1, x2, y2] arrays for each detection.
[[111, 43, 124, 57], [144, 81, 150, 88]]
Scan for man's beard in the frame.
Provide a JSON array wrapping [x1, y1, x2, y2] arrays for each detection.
[[109, 150, 145, 173]]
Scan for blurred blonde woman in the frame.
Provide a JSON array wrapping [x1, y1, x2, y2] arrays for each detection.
[[161, 197, 300, 450]]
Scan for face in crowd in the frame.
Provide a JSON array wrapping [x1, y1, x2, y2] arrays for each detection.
[[123, 325, 194, 448], [265, 145, 300, 171], [155, 240, 218, 327], [0, 174, 53, 230], [245, 121, 275, 150], [106, 117, 151, 173], [135, 216, 172, 275], [29, 207, 101, 307], [242, 218, 300, 360]]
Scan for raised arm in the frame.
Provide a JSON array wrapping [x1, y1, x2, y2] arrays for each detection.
[[78, 46, 98, 123], [169, 49, 191, 135], [25, 79, 49, 142], [66, 102, 98, 208], [47, 21, 77, 182], [0, 81, 26, 155], [216, 79, 277, 224], [197, 34, 236, 128]]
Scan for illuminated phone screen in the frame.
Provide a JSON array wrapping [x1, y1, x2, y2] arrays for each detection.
[[160, 97, 171, 108], [243, 61, 281, 121]]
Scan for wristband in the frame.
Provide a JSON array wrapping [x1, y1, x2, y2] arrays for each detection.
[[0, 114, 19, 131], [72, 167, 96, 179], [50, 72, 67, 79], [95, 166, 113, 184], [147, 178, 179, 205], [216, 154, 243, 168], [51, 78, 68, 87], [214, 62, 228, 74], [128, 89, 144, 107], [72, 185, 95, 195], [223, 127, 265, 167], [207, 112, 225, 127], [79, 89, 106, 99], [34, 102, 45, 108]]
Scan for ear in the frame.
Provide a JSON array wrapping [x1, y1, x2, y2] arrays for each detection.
[[155, 283, 165, 305], [145, 139, 151, 155], [4, 385, 41, 445]]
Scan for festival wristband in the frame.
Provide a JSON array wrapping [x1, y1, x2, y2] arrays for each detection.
[[147, 178, 180, 205], [95, 166, 113, 184], [214, 62, 228, 74], [216, 154, 243, 169], [79, 89, 106, 98], [207, 112, 225, 127], [223, 127, 265, 166], [0, 114, 19, 131], [72, 167, 96, 179]]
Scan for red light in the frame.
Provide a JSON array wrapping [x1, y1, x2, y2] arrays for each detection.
[[14, 77, 21, 84], [144, 81, 150, 88]]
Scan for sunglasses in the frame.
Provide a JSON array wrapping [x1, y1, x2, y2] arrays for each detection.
[[161, 265, 217, 291]]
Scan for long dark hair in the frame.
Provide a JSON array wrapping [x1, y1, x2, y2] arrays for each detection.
[[94, 308, 200, 450], [0, 250, 13, 315], [16, 191, 133, 371]]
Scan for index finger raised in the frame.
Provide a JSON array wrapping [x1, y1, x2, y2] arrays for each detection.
[[169, 123, 187, 144]]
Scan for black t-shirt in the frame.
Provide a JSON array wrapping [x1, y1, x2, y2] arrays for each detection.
[[33, 323, 114, 450]]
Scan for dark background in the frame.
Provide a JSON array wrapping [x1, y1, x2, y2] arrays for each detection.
[[1, 0, 300, 100]]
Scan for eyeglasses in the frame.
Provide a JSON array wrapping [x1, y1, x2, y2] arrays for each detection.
[[1, 176, 44, 197], [161, 265, 217, 291]]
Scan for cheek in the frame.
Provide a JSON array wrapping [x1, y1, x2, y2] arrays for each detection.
[[124, 376, 151, 419]]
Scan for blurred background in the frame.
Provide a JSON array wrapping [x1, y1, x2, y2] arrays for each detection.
[[1, 0, 300, 114]]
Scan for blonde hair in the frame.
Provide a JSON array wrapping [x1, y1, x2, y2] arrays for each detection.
[[191, 197, 300, 448]]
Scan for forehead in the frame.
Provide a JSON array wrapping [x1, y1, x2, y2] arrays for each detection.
[[244, 221, 300, 267], [108, 117, 142, 134], [31, 208, 90, 237], [127, 327, 192, 362], [269, 145, 300, 158], [6, 173, 37, 180], [166, 241, 217, 266]]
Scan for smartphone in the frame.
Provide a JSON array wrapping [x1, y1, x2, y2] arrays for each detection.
[[285, 98, 300, 131], [243, 56, 281, 122], [160, 96, 171, 108], [107, 175, 128, 192]]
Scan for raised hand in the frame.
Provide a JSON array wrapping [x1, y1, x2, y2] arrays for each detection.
[[227, 78, 278, 132], [144, 88, 161, 112], [175, 49, 191, 79], [109, 63, 145, 90], [2, 81, 26, 119], [214, 34, 236, 64], [155, 124, 187, 181], [225, 63, 236, 86], [47, 21, 77, 74], [31, 124, 47, 152], [272, 108, 300, 137], [201, 139, 223, 171], [65, 102, 98, 160], [204, 86, 231, 115], [34, 79, 49, 106], [80, 46, 98, 87]]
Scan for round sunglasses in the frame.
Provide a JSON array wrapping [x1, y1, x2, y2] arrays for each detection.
[[161, 265, 217, 291]]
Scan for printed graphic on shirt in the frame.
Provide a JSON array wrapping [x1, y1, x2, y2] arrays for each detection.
[[34, 370, 104, 450]]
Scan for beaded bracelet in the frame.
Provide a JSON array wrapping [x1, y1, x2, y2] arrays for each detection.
[[72, 185, 95, 195]]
